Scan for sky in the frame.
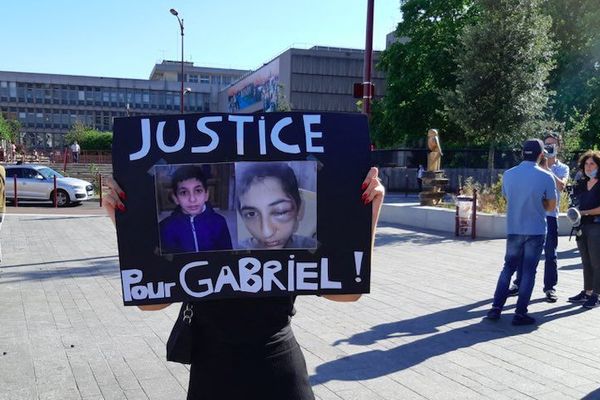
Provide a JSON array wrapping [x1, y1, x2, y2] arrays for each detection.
[[1, 1, 401, 79]]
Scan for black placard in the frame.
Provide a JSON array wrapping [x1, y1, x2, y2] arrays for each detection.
[[112, 112, 372, 305]]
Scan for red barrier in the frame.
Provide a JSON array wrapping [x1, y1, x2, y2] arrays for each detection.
[[53, 175, 58, 208], [13, 175, 18, 207], [63, 148, 68, 173], [98, 173, 103, 207]]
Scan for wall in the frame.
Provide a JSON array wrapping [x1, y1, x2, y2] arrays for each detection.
[[379, 167, 506, 192]]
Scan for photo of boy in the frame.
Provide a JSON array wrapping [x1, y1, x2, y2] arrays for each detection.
[[159, 165, 232, 255], [235, 161, 317, 250]]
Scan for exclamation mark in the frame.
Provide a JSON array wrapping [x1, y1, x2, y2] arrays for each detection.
[[354, 251, 363, 282]]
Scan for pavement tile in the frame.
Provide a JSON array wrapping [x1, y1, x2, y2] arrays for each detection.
[[2, 212, 600, 399]]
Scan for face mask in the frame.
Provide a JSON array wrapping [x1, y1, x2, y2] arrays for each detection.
[[586, 168, 598, 179]]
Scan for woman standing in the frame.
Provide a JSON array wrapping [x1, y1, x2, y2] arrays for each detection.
[[103, 167, 384, 400], [568, 150, 600, 309]]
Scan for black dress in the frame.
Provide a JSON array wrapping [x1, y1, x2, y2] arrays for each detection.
[[186, 296, 315, 400]]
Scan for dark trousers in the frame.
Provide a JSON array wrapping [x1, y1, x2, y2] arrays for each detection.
[[514, 216, 558, 292], [72, 152, 79, 163], [577, 223, 600, 293]]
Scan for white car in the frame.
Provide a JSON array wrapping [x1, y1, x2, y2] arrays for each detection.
[[5, 164, 94, 206]]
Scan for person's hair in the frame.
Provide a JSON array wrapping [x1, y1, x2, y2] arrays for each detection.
[[543, 132, 562, 147], [170, 165, 208, 192], [522, 138, 544, 162], [237, 163, 301, 211], [578, 150, 600, 175]]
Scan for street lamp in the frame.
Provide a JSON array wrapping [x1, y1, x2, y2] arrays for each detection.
[[170, 8, 185, 114], [184, 87, 192, 111], [362, 0, 375, 117]]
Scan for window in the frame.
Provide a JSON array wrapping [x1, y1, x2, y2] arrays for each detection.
[[9, 82, 16, 97], [5, 168, 22, 178], [78, 90, 85, 101], [200, 75, 210, 84], [189, 74, 198, 83]]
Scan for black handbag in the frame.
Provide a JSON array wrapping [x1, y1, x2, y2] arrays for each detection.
[[166, 302, 194, 364]]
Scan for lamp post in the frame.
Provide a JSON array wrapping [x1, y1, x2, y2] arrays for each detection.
[[362, 0, 375, 117], [184, 87, 192, 110], [170, 8, 185, 114]]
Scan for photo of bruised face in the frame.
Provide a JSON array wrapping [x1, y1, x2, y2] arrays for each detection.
[[235, 161, 316, 250], [238, 176, 302, 249]]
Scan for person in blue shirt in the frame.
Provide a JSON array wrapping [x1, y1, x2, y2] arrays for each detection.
[[508, 133, 568, 302], [486, 139, 557, 325], [159, 165, 232, 255]]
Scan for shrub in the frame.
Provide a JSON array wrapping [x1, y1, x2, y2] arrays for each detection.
[[457, 174, 569, 214]]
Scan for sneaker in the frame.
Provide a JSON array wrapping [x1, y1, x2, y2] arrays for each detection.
[[568, 291, 590, 303], [512, 313, 536, 326], [486, 308, 501, 320], [507, 284, 519, 297], [545, 290, 558, 303], [582, 294, 599, 309]]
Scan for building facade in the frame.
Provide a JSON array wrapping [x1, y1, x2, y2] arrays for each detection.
[[1, 47, 386, 150], [220, 46, 386, 114], [0, 62, 248, 149]]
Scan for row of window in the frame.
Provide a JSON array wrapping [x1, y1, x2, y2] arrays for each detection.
[[3, 107, 177, 132], [0, 81, 210, 109]]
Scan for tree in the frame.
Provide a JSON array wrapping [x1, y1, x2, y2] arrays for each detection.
[[544, 0, 600, 148], [0, 114, 20, 142], [443, 0, 555, 172], [65, 121, 112, 150], [371, 0, 478, 148]]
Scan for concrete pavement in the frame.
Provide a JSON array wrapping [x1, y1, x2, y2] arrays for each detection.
[[1, 210, 600, 399]]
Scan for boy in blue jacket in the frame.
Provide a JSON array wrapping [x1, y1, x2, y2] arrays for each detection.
[[159, 165, 232, 254]]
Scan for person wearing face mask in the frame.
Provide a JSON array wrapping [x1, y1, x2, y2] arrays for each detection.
[[508, 133, 569, 302], [567, 150, 600, 309]]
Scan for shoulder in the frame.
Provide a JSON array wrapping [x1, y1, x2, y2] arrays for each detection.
[[204, 205, 227, 223], [160, 212, 180, 230]]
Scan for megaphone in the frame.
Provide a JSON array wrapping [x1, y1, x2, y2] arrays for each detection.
[[567, 207, 581, 227]]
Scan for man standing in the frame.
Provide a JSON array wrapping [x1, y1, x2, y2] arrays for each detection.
[[417, 164, 424, 191], [508, 133, 568, 302], [486, 139, 557, 325], [71, 140, 80, 163]]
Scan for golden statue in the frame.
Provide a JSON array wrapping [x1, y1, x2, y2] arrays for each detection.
[[427, 129, 443, 172]]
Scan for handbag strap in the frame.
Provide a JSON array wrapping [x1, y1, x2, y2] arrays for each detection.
[[182, 303, 193, 325]]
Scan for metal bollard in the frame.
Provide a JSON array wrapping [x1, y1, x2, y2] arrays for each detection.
[[455, 203, 459, 236], [472, 188, 478, 239], [98, 173, 103, 207], [13, 175, 18, 207], [53, 175, 58, 208]]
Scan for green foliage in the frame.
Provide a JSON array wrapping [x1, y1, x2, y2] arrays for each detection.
[[65, 122, 112, 150], [371, 0, 479, 148], [545, 0, 600, 147], [275, 84, 292, 112], [0, 114, 20, 142], [443, 0, 555, 168], [460, 174, 506, 213]]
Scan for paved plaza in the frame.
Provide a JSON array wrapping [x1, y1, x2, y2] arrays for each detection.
[[2, 206, 600, 399]]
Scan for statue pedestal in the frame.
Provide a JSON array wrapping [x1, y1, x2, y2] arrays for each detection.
[[420, 170, 449, 206]]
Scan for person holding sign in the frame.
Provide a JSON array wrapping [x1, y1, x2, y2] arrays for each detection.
[[103, 167, 384, 400], [159, 165, 232, 254], [236, 162, 317, 250]]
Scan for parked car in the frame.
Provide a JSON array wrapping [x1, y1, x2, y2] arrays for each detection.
[[5, 164, 94, 206]]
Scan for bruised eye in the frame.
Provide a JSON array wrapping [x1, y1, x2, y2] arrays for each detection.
[[272, 208, 294, 221]]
